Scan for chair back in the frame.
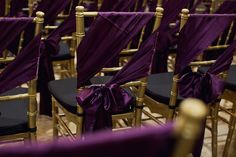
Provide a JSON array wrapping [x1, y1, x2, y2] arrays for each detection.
[[169, 11, 236, 110], [75, 6, 163, 133]]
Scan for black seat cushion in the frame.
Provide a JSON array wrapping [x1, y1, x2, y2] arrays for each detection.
[[48, 76, 135, 114], [226, 65, 236, 91], [145, 72, 183, 106], [199, 65, 236, 91], [50, 42, 74, 61], [0, 88, 29, 136]]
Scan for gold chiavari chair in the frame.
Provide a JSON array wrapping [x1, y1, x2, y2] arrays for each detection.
[[0, 11, 44, 143], [49, 6, 163, 139], [143, 10, 236, 157]]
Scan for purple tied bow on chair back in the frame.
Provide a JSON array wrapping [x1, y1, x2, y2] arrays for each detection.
[[76, 12, 155, 132], [175, 14, 236, 103]]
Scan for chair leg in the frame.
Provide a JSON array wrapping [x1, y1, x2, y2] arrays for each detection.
[[211, 103, 219, 157], [167, 108, 175, 121], [52, 98, 59, 139], [76, 117, 83, 137], [135, 107, 142, 127], [223, 103, 236, 157]]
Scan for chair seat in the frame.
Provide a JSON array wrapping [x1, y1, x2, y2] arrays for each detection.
[[199, 65, 236, 91], [0, 88, 29, 136], [50, 42, 74, 61], [225, 65, 236, 91], [145, 72, 183, 106], [48, 76, 134, 114]]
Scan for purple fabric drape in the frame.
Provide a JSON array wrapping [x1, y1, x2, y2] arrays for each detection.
[[32, 0, 72, 25], [176, 15, 236, 103], [175, 15, 236, 75], [30, 0, 75, 116], [76, 12, 154, 88], [216, 0, 236, 14], [24, 0, 72, 47], [0, 35, 41, 94], [0, 18, 33, 56], [76, 13, 156, 132], [151, 0, 192, 73], [9, 0, 28, 17], [0, 0, 5, 16], [39, 13, 76, 115], [100, 0, 136, 11], [0, 125, 175, 157]]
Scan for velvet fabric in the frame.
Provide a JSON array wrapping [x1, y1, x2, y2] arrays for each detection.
[[0, 35, 41, 94], [0, 18, 33, 56], [76, 12, 156, 132], [0, 125, 175, 157]]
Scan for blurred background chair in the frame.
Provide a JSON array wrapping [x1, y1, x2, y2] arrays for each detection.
[[0, 98, 207, 157]]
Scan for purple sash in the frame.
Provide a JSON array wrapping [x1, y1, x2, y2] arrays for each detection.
[[0, 18, 33, 56], [175, 14, 236, 103], [0, 35, 41, 94]]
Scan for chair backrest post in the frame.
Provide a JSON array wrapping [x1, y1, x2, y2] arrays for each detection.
[[27, 11, 44, 141], [152, 7, 164, 32], [75, 6, 86, 136], [4, 0, 11, 16], [34, 11, 44, 36], [157, 0, 163, 7], [180, 8, 189, 31], [76, 6, 85, 48], [210, 0, 216, 14], [173, 98, 208, 157], [28, 0, 34, 16], [168, 8, 189, 120], [134, 7, 164, 126]]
